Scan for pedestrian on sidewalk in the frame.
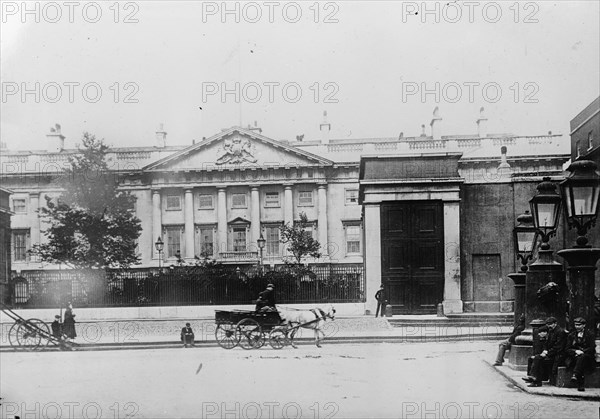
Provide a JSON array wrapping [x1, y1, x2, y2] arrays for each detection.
[[62, 302, 77, 341], [493, 314, 525, 366], [375, 284, 386, 318], [564, 317, 596, 391], [51, 315, 62, 339], [181, 323, 195, 348]]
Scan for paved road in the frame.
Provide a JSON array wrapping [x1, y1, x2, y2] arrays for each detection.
[[1, 341, 598, 418]]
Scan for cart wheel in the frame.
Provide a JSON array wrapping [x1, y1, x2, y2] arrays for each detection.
[[215, 323, 239, 349], [268, 326, 288, 350], [16, 318, 50, 351], [235, 318, 264, 350], [8, 321, 22, 350]]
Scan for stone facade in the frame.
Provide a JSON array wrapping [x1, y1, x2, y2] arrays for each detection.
[[0, 115, 572, 313]]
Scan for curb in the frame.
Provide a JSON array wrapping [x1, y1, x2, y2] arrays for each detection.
[[0, 333, 508, 352], [483, 359, 600, 401]]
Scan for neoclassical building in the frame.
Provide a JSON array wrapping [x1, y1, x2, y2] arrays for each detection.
[[0, 110, 572, 313]]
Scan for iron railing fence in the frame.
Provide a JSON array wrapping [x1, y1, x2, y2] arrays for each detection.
[[7, 264, 365, 309]]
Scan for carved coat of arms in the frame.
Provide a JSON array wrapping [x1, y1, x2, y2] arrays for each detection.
[[216, 136, 257, 165]]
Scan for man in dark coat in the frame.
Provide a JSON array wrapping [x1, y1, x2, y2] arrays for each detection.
[[494, 314, 526, 366], [564, 317, 596, 391], [525, 317, 566, 386], [255, 284, 276, 311], [375, 284, 386, 318], [180, 323, 195, 348]]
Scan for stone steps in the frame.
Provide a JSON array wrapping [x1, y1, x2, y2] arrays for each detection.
[[388, 313, 514, 328]]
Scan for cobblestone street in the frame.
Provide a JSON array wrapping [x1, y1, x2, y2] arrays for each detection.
[[1, 341, 598, 418]]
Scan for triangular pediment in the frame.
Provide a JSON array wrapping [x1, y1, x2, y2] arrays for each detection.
[[144, 127, 332, 172], [228, 217, 251, 225]]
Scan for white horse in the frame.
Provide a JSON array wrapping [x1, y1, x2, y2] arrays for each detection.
[[279, 306, 336, 348]]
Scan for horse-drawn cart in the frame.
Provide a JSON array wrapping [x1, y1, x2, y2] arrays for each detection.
[[1, 302, 75, 351], [214, 306, 336, 350], [214, 309, 285, 350]]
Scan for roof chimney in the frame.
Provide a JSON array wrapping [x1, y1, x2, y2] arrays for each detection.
[[420, 124, 427, 137], [248, 120, 262, 134], [156, 123, 167, 148], [498, 146, 512, 179], [319, 111, 331, 144], [47, 123, 65, 152], [430, 107, 442, 140], [477, 107, 488, 138]]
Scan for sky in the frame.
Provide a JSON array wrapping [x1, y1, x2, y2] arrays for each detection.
[[1, 1, 599, 151]]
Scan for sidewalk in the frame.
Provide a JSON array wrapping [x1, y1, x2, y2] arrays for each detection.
[[485, 360, 600, 401], [0, 316, 511, 349]]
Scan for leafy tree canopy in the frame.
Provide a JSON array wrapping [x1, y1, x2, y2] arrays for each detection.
[[32, 133, 142, 269], [279, 212, 322, 264]]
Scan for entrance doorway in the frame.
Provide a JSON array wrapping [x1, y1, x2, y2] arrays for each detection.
[[381, 201, 444, 314]]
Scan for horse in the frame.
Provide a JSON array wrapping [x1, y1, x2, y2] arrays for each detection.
[[278, 306, 336, 348]]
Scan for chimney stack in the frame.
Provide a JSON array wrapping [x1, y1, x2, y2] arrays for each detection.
[[477, 107, 488, 138], [498, 146, 511, 178], [47, 123, 65, 152], [430, 107, 442, 140], [319, 111, 331, 144], [156, 123, 167, 148]]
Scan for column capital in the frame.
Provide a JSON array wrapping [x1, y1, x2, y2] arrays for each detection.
[[184, 189, 194, 194], [29, 191, 41, 197], [317, 182, 328, 189], [151, 188, 161, 195], [215, 185, 228, 192], [250, 185, 261, 191], [283, 183, 293, 189]]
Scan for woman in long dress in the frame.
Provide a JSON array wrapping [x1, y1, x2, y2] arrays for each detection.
[[63, 302, 77, 340]]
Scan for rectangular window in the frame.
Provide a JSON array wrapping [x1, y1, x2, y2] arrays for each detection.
[[198, 194, 214, 209], [12, 229, 30, 261], [195, 226, 214, 257], [164, 226, 183, 258], [588, 131, 594, 150], [232, 193, 247, 208], [166, 195, 181, 211], [298, 190, 313, 206], [576, 140, 581, 157], [345, 189, 359, 205], [265, 226, 280, 256], [233, 227, 247, 251], [12, 198, 27, 213], [345, 224, 361, 255], [265, 192, 280, 208]]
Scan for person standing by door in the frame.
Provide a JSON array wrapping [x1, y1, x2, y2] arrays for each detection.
[[375, 284, 386, 317]]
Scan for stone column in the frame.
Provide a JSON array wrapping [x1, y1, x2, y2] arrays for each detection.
[[29, 192, 40, 260], [364, 204, 381, 315], [442, 201, 463, 314], [317, 183, 328, 257], [152, 189, 162, 259], [250, 186, 260, 249], [283, 184, 293, 226], [184, 189, 195, 259], [217, 187, 227, 255]]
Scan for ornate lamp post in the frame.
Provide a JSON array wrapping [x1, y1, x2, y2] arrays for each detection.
[[257, 233, 266, 272], [558, 160, 600, 334], [155, 236, 164, 272], [508, 210, 537, 326]]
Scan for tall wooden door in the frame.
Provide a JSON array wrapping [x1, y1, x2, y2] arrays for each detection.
[[381, 201, 444, 314]]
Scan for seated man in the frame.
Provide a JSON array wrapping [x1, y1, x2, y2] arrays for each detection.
[[255, 284, 276, 312], [524, 317, 567, 387], [180, 323, 195, 348], [564, 317, 596, 392], [494, 314, 526, 366]]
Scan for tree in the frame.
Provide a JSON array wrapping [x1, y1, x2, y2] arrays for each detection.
[[279, 212, 321, 264], [31, 133, 142, 269]]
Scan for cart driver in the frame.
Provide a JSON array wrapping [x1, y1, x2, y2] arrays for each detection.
[[255, 284, 276, 312]]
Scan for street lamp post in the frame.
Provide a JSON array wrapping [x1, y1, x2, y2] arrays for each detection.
[[155, 236, 164, 272], [508, 210, 537, 326], [515, 178, 566, 349], [257, 233, 266, 273], [557, 160, 600, 335]]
